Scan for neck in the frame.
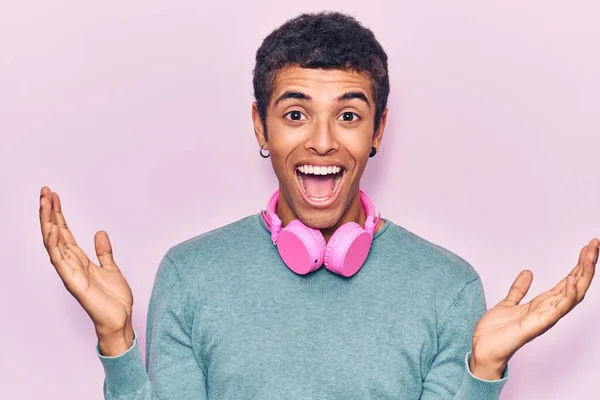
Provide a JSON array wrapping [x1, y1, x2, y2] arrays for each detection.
[[275, 189, 373, 241], [320, 193, 365, 241]]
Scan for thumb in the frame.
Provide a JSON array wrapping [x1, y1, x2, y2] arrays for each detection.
[[94, 230, 119, 271], [501, 269, 533, 306]]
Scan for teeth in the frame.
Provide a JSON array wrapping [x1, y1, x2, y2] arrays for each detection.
[[297, 165, 342, 175]]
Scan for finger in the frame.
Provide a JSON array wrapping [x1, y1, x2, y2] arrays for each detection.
[[95, 230, 119, 271], [555, 275, 578, 316], [66, 242, 92, 269], [571, 245, 588, 280], [55, 229, 89, 272], [50, 191, 90, 265], [47, 224, 74, 278], [575, 238, 599, 302], [52, 192, 75, 246], [48, 192, 65, 246], [589, 238, 600, 265], [41, 192, 70, 258], [551, 245, 588, 295], [39, 193, 54, 246], [501, 269, 533, 306]]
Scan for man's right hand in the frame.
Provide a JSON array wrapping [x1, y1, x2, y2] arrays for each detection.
[[39, 186, 134, 356]]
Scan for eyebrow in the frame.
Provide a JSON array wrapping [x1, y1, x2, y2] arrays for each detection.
[[273, 91, 371, 107], [337, 92, 371, 108], [273, 91, 311, 106]]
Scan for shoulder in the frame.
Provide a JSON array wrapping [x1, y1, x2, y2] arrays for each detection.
[[152, 214, 268, 297], [163, 214, 265, 268], [377, 220, 483, 308], [381, 220, 479, 281]]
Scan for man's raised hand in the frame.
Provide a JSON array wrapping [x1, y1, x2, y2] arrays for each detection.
[[39, 186, 134, 355]]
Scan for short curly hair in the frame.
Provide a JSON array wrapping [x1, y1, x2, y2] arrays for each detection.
[[252, 11, 390, 138]]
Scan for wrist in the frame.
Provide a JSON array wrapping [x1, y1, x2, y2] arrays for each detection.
[[469, 352, 507, 381], [97, 321, 134, 357]]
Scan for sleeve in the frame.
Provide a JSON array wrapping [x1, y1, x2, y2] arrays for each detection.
[[96, 253, 208, 399], [420, 277, 509, 400]]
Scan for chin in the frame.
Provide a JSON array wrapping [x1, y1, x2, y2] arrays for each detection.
[[295, 206, 345, 230], [301, 217, 337, 230]]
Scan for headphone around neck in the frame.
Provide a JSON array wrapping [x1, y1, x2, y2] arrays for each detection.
[[261, 190, 380, 277]]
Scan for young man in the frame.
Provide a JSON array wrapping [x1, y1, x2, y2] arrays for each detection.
[[39, 12, 597, 399]]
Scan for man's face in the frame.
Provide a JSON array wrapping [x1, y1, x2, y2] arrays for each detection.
[[253, 66, 386, 231]]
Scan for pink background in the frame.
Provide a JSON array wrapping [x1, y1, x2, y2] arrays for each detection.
[[1, 1, 599, 398]]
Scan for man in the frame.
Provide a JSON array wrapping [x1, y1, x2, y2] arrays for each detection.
[[39, 12, 597, 399]]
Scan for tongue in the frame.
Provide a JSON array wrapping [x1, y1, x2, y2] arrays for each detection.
[[303, 174, 336, 198]]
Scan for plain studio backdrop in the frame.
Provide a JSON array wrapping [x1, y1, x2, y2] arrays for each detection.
[[1, 1, 599, 399]]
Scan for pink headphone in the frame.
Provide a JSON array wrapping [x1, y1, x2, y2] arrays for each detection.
[[260, 190, 380, 277]]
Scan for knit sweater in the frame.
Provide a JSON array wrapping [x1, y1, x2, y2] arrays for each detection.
[[98, 214, 508, 399]]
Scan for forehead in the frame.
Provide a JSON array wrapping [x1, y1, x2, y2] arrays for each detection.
[[270, 66, 373, 104]]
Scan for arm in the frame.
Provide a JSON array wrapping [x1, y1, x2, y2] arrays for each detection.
[[422, 237, 599, 399], [39, 187, 206, 399], [97, 254, 208, 399], [420, 278, 508, 400]]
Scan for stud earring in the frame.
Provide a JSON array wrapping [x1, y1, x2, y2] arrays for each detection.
[[369, 147, 377, 158]]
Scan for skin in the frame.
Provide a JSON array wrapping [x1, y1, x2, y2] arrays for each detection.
[[39, 66, 598, 382]]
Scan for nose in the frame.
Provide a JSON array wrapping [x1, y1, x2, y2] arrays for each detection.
[[304, 120, 339, 156]]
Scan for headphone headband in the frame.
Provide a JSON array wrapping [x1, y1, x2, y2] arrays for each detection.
[[260, 190, 379, 244], [260, 191, 282, 243]]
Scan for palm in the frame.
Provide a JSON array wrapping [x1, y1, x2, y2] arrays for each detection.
[[63, 243, 132, 334], [39, 187, 133, 337], [472, 241, 598, 366]]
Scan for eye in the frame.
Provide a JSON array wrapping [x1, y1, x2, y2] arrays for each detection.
[[285, 110, 307, 121], [338, 112, 360, 122]]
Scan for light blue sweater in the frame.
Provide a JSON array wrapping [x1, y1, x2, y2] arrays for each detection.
[[98, 215, 508, 399]]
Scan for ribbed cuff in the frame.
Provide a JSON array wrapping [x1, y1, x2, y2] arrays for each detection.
[[456, 352, 509, 399], [96, 333, 149, 395]]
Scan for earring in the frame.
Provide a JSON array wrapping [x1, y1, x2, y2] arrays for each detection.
[[259, 144, 270, 158], [369, 147, 377, 158]]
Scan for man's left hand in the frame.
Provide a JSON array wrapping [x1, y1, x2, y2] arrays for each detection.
[[469, 238, 599, 380]]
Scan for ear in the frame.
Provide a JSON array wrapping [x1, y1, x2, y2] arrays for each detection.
[[371, 107, 388, 150], [252, 102, 268, 149]]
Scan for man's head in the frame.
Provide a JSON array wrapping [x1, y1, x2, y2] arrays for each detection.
[[251, 12, 390, 234]]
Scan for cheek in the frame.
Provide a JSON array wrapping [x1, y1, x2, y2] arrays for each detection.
[[266, 122, 303, 160], [267, 135, 296, 178], [338, 134, 372, 162], [268, 136, 294, 162]]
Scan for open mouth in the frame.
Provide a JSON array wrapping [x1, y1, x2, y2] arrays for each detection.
[[295, 164, 345, 207]]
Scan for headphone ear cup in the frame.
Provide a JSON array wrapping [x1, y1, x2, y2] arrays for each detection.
[[324, 222, 373, 277], [277, 220, 326, 275]]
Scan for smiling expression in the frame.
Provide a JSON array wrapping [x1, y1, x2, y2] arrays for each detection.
[[253, 66, 387, 239]]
